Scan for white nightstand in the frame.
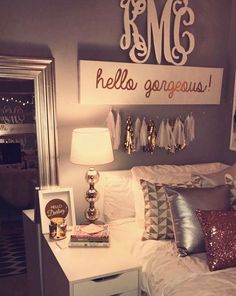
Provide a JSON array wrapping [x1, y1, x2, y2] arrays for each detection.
[[41, 226, 141, 296], [23, 210, 141, 296], [24, 211, 138, 296]]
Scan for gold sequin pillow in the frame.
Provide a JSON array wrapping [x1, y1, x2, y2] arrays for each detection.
[[139, 179, 196, 241], [196, 209, 236, 271]]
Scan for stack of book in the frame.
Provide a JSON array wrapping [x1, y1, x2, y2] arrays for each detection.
[[69, 223, 110, 247]]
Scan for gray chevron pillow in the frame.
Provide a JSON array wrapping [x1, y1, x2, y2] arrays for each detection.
[[140, 179, 196, 241]]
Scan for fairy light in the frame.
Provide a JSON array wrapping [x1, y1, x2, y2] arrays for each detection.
[[0, 95, 34, 107]]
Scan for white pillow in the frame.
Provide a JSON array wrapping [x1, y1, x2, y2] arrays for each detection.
[[131, 162, 229, 228], [99, 171, 135, 223]]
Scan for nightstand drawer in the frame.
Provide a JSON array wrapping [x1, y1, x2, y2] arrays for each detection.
[[73, 269, 139, 296]]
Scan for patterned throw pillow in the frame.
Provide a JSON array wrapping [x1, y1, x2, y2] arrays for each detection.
[[191, 162, 236, 187], [225, 174, 236, 210], [196, 209, 236, 271], [191, 175, 207, 187], [192, 173, 236, 211], [139, 179, 196, 241]]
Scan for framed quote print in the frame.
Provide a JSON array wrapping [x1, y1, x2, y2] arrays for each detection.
[[38, 187, 76, 234]]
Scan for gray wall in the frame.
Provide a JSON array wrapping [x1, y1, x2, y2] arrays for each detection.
[[0, 0, 234, 220]]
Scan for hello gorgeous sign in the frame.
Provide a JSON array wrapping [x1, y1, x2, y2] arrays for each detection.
[[79, 60, 223, 105]]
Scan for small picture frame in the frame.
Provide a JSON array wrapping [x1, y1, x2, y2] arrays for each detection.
[[38, 187, 76, 234]]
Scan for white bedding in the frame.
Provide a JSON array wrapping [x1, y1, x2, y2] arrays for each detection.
[[109, 220, 236, 296], [100, 163, 236, 296]]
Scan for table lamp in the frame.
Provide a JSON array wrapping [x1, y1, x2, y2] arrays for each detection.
[[70, 127, 114, 224]]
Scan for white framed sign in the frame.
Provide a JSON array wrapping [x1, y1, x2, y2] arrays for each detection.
[[38, 187, 76, 234], [79, 60, 223, 105]]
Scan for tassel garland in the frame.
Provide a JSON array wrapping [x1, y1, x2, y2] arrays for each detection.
[[106, 110, 195, 155]]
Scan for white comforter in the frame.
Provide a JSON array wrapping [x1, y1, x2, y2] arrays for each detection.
[[109, 220, 236, 296]]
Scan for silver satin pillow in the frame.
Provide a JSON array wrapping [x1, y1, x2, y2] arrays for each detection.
[[165, 185, 230, 256]]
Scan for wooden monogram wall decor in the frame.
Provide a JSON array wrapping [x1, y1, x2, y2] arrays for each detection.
[[120, 0, 195, 65], [79, 60, 223, 105]]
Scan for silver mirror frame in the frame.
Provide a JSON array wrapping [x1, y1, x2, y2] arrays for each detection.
[[0, 55, 59, 188]]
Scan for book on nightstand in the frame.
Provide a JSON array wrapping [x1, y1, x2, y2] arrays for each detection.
[[69, 223, 110, 247]]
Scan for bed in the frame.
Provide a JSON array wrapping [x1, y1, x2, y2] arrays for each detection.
[[97, 162, 236, 296]]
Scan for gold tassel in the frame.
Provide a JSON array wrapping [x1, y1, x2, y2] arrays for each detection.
[[124, 116, 135, 154], [147, 120, 157, 154]]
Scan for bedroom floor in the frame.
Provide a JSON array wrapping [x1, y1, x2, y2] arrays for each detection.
[[0, 274, 28, 296], [0, 221, 28, 296], [0, 215, 29, 296]]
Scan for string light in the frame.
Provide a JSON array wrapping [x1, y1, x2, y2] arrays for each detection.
[[0, 95, 34, 107]]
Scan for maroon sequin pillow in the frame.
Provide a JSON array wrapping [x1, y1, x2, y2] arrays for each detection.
[[196, 209, 236, 272]]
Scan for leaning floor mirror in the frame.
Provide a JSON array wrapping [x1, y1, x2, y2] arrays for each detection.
[[0, 55, 59, 189], [0, 55, 59, 296]]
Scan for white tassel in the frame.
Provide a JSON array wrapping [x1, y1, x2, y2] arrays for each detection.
[[163, 120, 170, 150], [173, 117, 186, 149], [179, 119, 186, 148], [106, 110, 116, 148], [134, 117, 141, 151], [184, 115, 191, 145], [166, 119, 176, 153], [113, 112, 121, 150], [157, 120, 165, 148], [184, 114, 195, 144], [140, 118, 148, 148], [189, 114, 195, 142]]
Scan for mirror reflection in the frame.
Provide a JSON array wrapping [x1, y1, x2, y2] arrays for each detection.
[[0, 55, 59, 229], [0, 56, 58, 286], [0, 78, 39, 235]]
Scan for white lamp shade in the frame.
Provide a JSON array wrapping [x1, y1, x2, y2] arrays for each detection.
[[70, 128, 114, 165]]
